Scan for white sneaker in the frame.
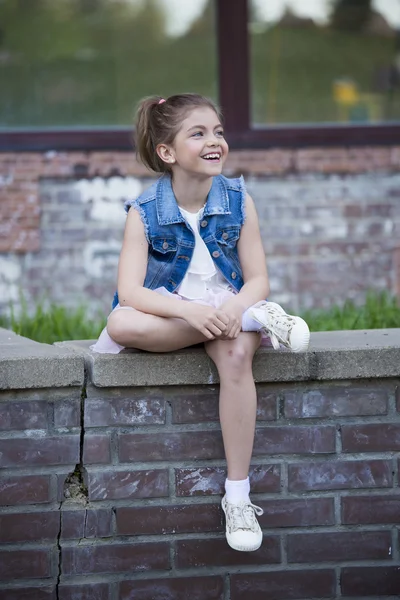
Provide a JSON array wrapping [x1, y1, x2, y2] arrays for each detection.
[[249, 301, 310, 352], [221, 495, 263, 552]]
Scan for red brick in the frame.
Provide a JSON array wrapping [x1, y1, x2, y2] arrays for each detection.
[[343, 204, 363, 218], [288, 531, 391, 563], [342, 495, 400, 524], [288, 459, 392, 491], [0, 549, 52, 580], [171, 390, 219, 424], [342, 424, 400, 452], [1, 588, 55, 600], [0, 436, 79, 467], [58, 583, 110, 600], [116, 503, 222, 535], [87, 469, 168, 501], [175, 464, 281, 496], [83, 435, 111, 464], [253, 426, 335, 455], [0, 475, 50, 505], [54, 399, 80, 428], [119, 576, 224, 600], [119, 431, 224, 462], [0, 511, 59, 543], [61, 509, 112, 539], [62, 542, 170, 575], [284, 386, 388, 418], [171, 388, 276, 423], [85, 509, 113, 538], [61, 510, 85, 539], [230, 569, 336, 600], [0, 401, 48, 430], [258, 498, 334, 528], [85, 397, 165, 427], [341, 566, 400, 596], [175, 537, 280, 568]]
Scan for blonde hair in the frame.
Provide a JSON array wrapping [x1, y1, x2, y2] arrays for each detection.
[[135, 93, 223, 173]]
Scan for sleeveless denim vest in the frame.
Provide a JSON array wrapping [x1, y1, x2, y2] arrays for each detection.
[[112, 174, 246, 308]]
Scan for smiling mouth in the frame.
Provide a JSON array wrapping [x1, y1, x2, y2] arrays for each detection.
[[202, 152, 221, 161]]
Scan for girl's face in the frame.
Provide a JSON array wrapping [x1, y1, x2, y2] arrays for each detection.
[[161, 106, 229, 178]]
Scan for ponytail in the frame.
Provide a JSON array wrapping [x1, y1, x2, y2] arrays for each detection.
[[135, 96, 167, 173]]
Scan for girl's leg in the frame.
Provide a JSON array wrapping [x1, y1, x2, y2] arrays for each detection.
[[205, 332, 263, 552], [205, 332, 261, 479], [107, 308, 208, 352]]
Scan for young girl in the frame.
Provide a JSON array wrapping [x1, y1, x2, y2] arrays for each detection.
[[92, 93, 310, 552]]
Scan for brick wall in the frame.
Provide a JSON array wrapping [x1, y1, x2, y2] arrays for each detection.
[[1, 329, 400, 599], [1, 146, 400, 315]]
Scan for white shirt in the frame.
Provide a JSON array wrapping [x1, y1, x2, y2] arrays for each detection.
[[177, 206, 231, 300]]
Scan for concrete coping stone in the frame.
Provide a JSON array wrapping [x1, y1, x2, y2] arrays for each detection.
[[56, 329, 400, 388], [0, 328, 85, 390]]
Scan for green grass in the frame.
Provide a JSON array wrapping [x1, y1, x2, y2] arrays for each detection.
[[300, 291, 400, 332], [0, 291, 398, 345], [0, 299, 106, 345]]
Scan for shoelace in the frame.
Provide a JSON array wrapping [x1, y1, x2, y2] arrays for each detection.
[[256, 305, 296, 349], [227, 501, 264, 533]]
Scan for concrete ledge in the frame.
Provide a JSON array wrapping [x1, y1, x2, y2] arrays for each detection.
[[57, 329, 400, 388], [0, 328, 85, 390]]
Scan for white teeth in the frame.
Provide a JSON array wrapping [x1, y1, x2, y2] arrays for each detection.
[[203, 153, 220, 160]]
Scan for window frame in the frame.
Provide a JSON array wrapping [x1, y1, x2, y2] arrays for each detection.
[[1, 0, 399, 152]]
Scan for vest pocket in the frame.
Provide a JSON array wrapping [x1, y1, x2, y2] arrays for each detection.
[[150, 237, 178, 254], [216, 227, 240, 248]]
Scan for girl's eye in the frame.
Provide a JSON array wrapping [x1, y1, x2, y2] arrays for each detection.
[[192, 131, 203, 137], [216, 130, 224, 137]]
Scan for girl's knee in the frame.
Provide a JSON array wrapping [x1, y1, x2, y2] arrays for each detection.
[[207, 338, 256, 374], [107, 309, 142, 343]]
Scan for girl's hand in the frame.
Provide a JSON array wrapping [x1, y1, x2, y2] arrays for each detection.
[[218, 298, 244, 340], [180, 302, 230, 340]]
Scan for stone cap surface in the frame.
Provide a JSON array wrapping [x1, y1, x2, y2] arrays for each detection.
[[0, 328, 84, 390], [57, 329, 400, 388]]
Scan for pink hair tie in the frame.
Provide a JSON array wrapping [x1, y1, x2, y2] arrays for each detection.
[[158, 98, 166, 104]]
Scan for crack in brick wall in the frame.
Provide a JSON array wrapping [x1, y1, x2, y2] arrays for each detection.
[[1, 330, 400, 597], [1, 374, 400, 598]]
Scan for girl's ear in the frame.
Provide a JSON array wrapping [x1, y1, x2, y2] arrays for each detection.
[[156, 144, 176, 165]]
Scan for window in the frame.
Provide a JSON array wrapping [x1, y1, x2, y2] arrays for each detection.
[[250, 0, 400, 125], [0, 0, 217, 127]]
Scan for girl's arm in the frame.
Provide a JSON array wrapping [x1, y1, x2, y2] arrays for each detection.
[[218, 193, 270, 338], [233, 192, 270, 309], [117, 208, 229, 339]]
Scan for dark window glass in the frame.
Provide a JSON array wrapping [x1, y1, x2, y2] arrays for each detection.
[[250, 0, 400, 125], [0, 0, 217, 126]]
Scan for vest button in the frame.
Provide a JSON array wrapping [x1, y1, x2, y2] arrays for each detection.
[[222, 232, 228, 240], [231, 271, 237, 279], [200, 220, 208, 228], [212, 250, 220, 258], [162, 241, 169, 250]]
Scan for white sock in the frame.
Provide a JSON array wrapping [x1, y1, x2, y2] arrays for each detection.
[[241, 308, 262, 332], [225, 477, 250, 503]]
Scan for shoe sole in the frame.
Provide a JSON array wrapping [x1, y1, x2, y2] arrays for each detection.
[[226, 538, 262, 552], [288, 318, 310, 352]]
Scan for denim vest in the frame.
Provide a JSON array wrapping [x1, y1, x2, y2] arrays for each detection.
[[112, 174, 246, 308]]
